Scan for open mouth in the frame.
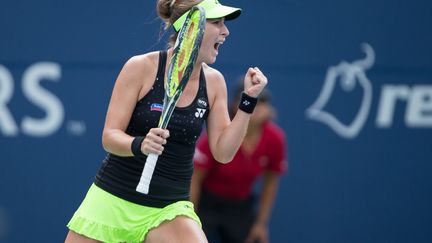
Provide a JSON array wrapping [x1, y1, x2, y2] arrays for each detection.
[[214, 41, 223, 51]]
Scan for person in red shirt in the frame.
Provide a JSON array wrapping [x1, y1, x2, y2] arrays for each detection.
[[191, 86, 288, 243]]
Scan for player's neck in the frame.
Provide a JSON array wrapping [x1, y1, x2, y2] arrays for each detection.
[[189, 66, 201, 83]]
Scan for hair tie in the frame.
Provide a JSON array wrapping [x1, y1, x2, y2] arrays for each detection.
[[169, 0, 177, 9]]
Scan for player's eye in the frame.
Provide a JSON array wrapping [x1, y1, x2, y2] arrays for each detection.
[[208, 18, 223, 26], [208, 20, 219, 25]]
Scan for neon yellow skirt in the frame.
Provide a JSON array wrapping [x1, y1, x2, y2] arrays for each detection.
[[67, 184, 201, 243]]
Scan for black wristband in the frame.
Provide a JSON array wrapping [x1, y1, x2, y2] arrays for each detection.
[[131, 136, 145, 157], [238, 92, 258, 114]]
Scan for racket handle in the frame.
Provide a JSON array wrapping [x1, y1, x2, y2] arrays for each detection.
[[136, 153, 158, 194]]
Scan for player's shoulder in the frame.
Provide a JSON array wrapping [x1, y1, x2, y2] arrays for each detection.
[[202, 63, 225, 82], [125, 51, 160, 72], [202, 63, 226, 101], [116, 51, 161, 89]]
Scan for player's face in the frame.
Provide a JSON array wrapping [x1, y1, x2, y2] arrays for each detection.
[[198, 18, 230, 64]]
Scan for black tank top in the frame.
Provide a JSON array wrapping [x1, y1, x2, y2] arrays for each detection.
[[95, 51, 210, 207]]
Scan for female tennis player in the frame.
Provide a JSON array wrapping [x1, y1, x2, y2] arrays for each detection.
[[65, 0, 268, 242]]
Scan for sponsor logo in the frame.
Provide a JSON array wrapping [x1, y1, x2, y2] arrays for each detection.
[[306, 43, 374, 138], [0, 62, 85, 137], [150, 103, 163, 112], [195, 108, 206, 118], [306, 43, 432, 139], [197, 98, 208, 108]]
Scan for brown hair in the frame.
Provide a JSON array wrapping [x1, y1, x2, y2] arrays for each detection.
[[156, 0, 202, 46]]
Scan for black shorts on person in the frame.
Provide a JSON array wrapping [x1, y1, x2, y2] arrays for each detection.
[[197, 189, 256, 243]]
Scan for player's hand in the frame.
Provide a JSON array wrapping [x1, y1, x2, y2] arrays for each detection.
[[244, 67, 268, 98], [245, 222, 269, 243], [141, 128, 170, 155]]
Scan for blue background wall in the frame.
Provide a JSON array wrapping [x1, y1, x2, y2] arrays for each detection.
[[1, 0, 431, 242]]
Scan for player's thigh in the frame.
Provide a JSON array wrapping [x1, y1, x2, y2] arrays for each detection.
[[64, 230, 102, 243], [144, 216, 208, 243]]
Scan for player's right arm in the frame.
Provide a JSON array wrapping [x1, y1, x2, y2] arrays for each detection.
[[102, 52, 168, 157]]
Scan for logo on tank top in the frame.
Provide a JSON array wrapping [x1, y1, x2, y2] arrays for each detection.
[[197, 98, 208, 108], [195, 98, 207, 118], [195, 108, 206, 118], [150, 103, 163, 112]]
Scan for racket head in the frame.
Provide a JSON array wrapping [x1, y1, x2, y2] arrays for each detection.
[[166, 6, 206, 99], [158, 6, 205, 128]]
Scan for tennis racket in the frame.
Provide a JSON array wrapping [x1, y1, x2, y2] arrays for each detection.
[[136, 6, 206, 194]]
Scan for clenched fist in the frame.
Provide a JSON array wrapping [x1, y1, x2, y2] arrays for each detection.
[[243, 67, 268, 98], [141, 128, 170, 155]]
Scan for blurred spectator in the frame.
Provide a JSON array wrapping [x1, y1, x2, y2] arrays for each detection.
[[191, 85, 288, 243]]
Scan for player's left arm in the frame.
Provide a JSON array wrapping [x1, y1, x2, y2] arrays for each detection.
[[206, 67, 268, 163]]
